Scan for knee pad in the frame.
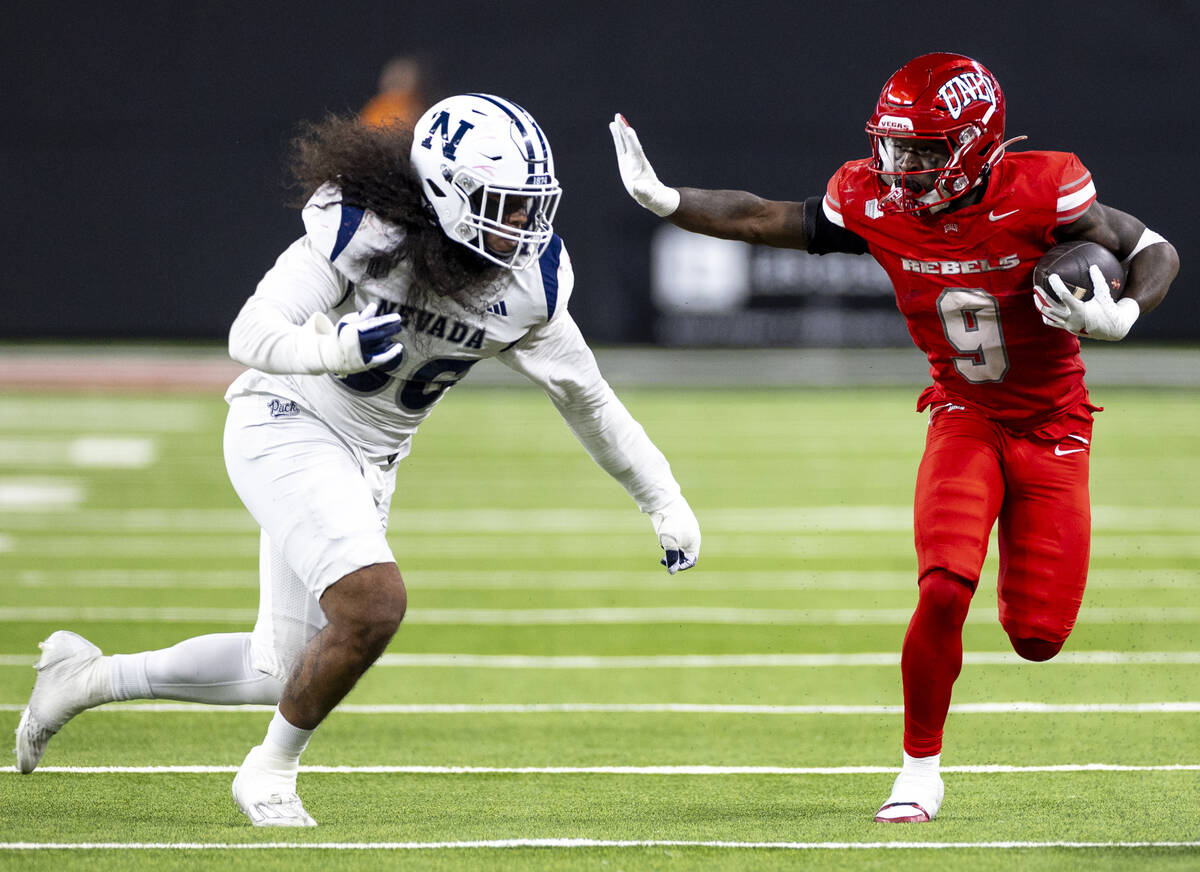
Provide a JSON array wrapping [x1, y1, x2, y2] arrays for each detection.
[[1008, 635, 1064, 662]]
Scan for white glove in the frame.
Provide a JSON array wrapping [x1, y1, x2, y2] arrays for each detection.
[[300, 302, 404, 375], [609, 114, 681, 217], [1034, 265, 1139, 341], [649, 495, 700, 574]]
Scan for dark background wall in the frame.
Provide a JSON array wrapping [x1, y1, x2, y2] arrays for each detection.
[[4, 1, 1194, 343]]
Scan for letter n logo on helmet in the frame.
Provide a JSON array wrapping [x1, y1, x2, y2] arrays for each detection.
[[419, 111, 476, 159]]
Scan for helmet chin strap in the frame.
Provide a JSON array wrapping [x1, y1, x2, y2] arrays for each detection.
[[924, 195, 953, 215]]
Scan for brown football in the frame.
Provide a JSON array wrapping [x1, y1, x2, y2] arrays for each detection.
[[1033, 241, 1125, 302]]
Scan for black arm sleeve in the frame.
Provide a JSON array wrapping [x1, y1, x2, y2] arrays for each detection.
[[803, 195, 870, 255]]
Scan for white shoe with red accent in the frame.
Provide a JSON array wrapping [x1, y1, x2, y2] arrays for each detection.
[[874, 761, 944, 823]]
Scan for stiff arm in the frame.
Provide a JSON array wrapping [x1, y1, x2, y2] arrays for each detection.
[[610, 114, 810, 249]]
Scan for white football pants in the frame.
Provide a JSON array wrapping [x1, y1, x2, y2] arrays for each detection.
[[109, 393, 397, 699]]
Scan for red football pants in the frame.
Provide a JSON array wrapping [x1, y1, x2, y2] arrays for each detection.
[[902, 402, 1094, 756]]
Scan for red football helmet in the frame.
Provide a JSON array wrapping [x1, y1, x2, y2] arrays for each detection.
[[866, 53, 1020, 214]]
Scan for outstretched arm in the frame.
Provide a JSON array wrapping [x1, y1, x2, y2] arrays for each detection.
[[610, 114, 810, 249], [499, 311, 701, 574]]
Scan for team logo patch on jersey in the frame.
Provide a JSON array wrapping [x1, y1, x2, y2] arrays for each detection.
[[486, 300, 508, 316], [268, 399, 299, 418]]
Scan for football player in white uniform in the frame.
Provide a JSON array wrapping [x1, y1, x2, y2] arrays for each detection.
[[14, 94, 701, 827]]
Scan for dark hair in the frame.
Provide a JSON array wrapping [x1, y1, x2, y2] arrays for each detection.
[[286, 115, 502, 305]]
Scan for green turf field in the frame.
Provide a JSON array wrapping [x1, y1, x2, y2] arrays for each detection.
[[1, 383, 1197, 870]]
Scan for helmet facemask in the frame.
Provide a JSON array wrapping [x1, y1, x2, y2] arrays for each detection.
[[447, 168, 560, 270], [871, 127, 980, 214]]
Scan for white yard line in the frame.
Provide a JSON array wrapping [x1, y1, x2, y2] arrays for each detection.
[[0, 398, 208, 432], [1, 702, 1198, 715], [66, 438, 156, 468], [1, 505, 1196, 532], [0, 539, 260, 558], [6, 534, 1200, 560], [1, 605, 1198, 624], [6, 763, 1200, 775], [12, 651, 1200, 668], [1, 839, 1197, 851], [369, 651, 1200, 668], [13, 567, 1199, 591], [0, 479, 83, 510]]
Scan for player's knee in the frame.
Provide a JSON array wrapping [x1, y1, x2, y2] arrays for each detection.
[[361, 567, 407, 645], [917, 569, 974, 624], [322, 563, 407, 657], [1008, 635, 1064, 662]]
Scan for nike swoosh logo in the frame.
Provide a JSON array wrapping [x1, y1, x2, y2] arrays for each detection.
[[988, 209, 1019, 222], [1054, 446, 1087, 456]]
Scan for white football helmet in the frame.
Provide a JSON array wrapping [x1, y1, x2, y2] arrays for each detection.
[[410, 93, 561, 270]]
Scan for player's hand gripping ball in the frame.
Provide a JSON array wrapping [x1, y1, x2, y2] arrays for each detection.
[[1033, 241, 1125, 302], [1033, 240, 1139, 341]]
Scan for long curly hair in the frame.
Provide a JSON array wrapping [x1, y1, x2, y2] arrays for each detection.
[[286, 115, 503, 306]]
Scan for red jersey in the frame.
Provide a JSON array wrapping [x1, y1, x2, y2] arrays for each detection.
[[822, 151, 1097, 429]]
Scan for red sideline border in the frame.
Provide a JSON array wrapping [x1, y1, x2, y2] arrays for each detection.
[[0, 353, 243, 392]]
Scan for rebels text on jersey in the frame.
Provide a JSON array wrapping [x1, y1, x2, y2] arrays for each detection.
[[822, 151, 1097, 428]]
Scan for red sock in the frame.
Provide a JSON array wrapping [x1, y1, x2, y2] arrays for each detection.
[[901, 569, 974, 757]]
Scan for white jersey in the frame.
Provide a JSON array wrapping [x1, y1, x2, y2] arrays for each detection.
[[226, 185, 681, 513]]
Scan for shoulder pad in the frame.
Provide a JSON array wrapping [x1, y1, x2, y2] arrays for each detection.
[[301, 183, 405, 282]]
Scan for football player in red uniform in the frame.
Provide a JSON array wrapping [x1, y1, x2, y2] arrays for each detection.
[[610, 52, 1179, 823]]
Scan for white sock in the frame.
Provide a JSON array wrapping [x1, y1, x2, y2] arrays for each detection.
[[902, 751, 941, 774], [109, 633, 283, 704], [263, 709, 314, 764], [109, 653, 152, 701]]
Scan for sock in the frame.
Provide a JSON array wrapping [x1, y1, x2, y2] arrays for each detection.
[[902, 750, 941, 774], [901, 569, 974, 757], [109, 653, 152, 701], [109, 633, 284, 704], [262, 709, 314, 764]]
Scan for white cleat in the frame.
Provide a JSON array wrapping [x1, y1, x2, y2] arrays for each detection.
[[232, 744, 317, 827], [874, 768, 945, 823], [14, 631, 110, 773]]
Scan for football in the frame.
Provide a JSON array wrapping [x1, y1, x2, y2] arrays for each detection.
[[1033, 241, 1125, 302]]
